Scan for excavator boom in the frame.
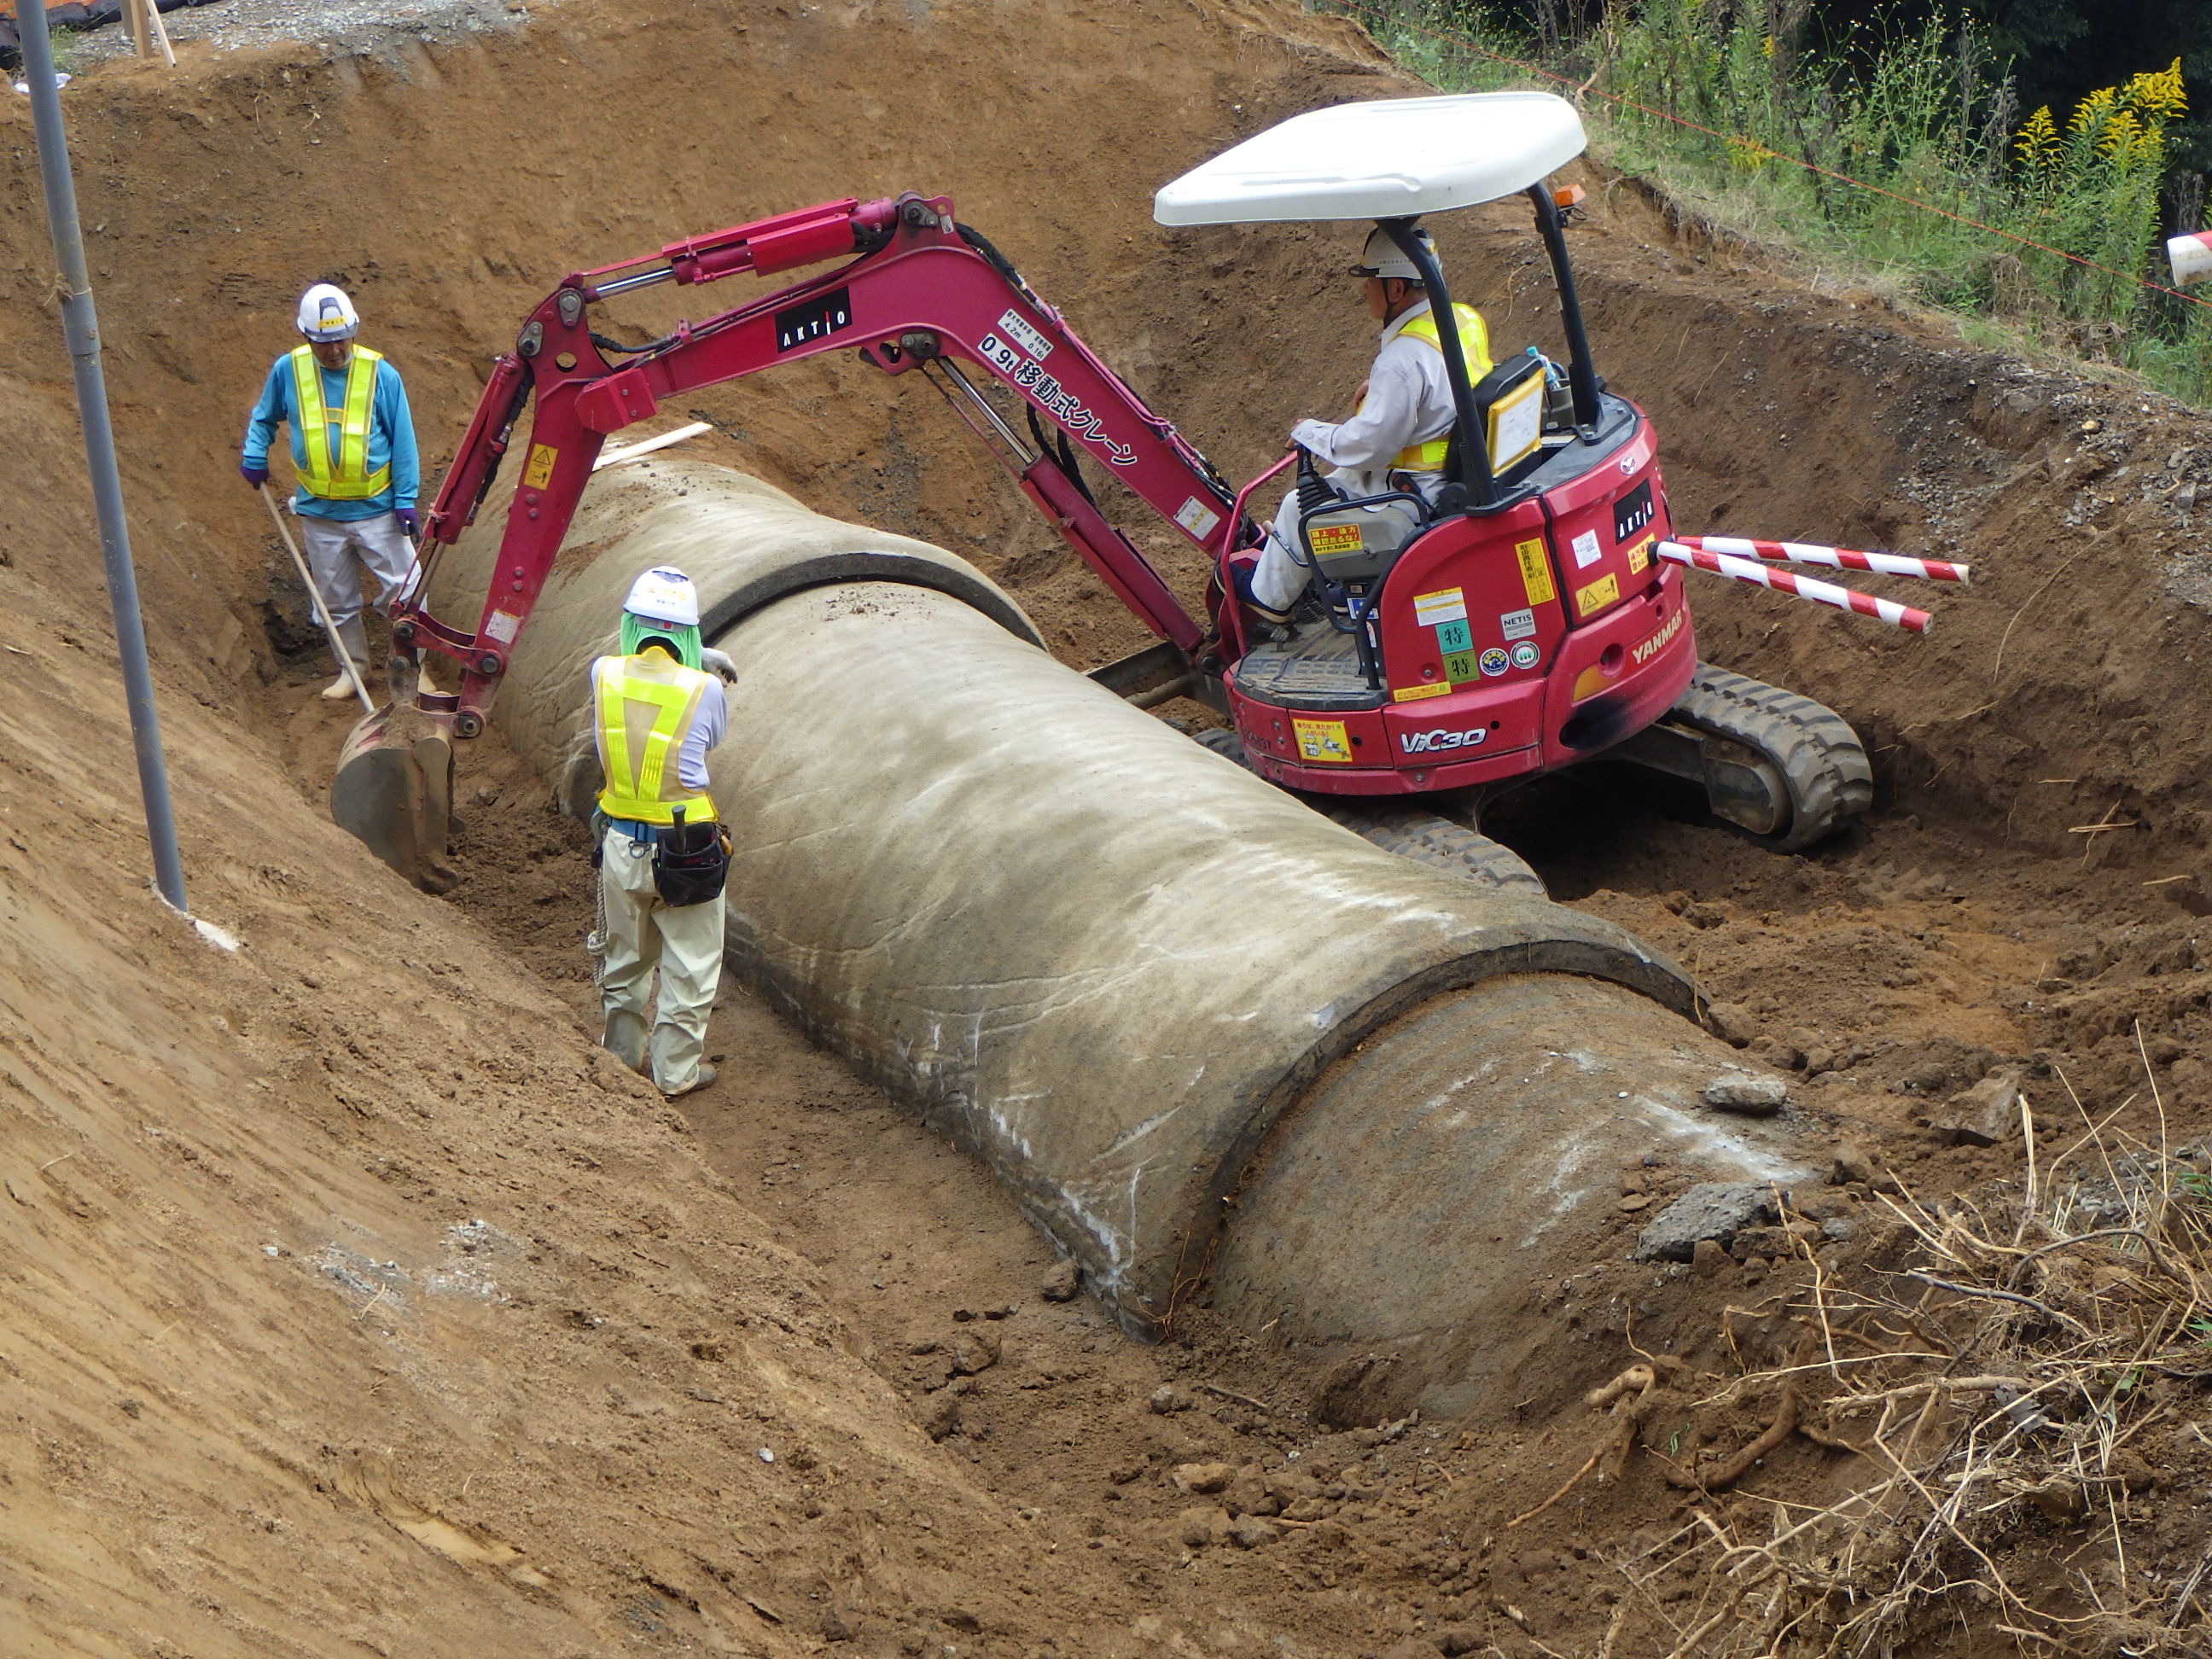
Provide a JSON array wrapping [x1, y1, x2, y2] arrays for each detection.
[[391, 192, 1237, 746]]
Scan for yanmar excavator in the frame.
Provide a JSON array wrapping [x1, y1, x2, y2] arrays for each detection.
[[335, 92, 1877, 890]]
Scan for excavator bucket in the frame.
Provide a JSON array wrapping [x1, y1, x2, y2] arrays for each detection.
[[330, 671, 460, 894]]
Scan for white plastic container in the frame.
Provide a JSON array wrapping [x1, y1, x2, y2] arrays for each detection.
[[2168, 231, 2212, 288]]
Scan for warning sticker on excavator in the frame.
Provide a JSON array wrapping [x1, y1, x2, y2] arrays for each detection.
[[1514, 540, 1556, 607], [1626, 534, 1655, 573], [486, 609, 522, 643], [522, 444, 559, 490], [1292, 718, 1354, 764], [1575, 573, 1621, 617], [1310, 524, 1364, 556], [997, 309, 1052, 360], [1175, 496, 1222, 540], [1412, 587, 1466, 627], [1392, 680, 1453, 702]]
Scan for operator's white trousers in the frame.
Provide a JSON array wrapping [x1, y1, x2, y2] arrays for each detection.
[[598, 825, 725, 1094], [1251, 465, 1441, 614], [297, 509, 419, 674]]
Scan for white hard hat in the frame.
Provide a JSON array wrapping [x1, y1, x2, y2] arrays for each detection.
[[1351, 225, 1437, 282], [296, 282, 360, 341], [623, 566, 701, 627]]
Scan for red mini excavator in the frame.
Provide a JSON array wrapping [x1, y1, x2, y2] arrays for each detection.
[[335, 92, 1877, 891]]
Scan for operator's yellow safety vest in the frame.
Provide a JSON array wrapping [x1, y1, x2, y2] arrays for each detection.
[[288, 343, 390, 500], [593, 649, 719, 827], [1388, 303, 1493, 472]]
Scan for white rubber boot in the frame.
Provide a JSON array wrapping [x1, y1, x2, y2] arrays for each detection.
[[323, 617, 370, 701]]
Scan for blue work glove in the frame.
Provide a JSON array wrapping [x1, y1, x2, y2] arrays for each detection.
[[241, 463, 269, 489], [393, 506, 421, 537]]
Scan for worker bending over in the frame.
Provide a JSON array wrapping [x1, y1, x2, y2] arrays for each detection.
[[1248, 227, 1491, 619], [591, 568, 734, 1098], [241, 283, 422, 699]]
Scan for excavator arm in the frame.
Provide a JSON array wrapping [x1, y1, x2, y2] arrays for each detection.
[[396, 193, 1245, 736]]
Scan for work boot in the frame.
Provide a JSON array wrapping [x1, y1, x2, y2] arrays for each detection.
[[323, 617, 371, 701], [661, 1063, 719, 1099]]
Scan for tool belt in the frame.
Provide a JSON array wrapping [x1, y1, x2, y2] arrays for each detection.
[[651, 805, 731, 908]]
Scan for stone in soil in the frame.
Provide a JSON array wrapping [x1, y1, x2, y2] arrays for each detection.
[[1632, 1181, 1779, 1262], [1933, 1068, 2023, 1147], [1702, 1072, 1789, 1114], [1172, 1461, 1235, 1495], [1039, 1258, 1080, 1301]]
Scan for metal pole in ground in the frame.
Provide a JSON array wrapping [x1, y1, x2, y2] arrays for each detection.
[[16, 3, 189, 911]]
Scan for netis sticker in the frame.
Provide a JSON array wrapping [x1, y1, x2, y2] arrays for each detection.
[[1174, 496, 1222, 540], [1499, 608, 1536, 641], [1571, 528, 1603, 569], [997, 309, 1051, 360], [1412, 588, 1468, 627]]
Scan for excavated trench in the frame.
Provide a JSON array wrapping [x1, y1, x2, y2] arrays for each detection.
[[8, 0, 2212, 1650]]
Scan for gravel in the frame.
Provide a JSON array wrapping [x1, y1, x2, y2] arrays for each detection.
[[58, 0, 548, 71]]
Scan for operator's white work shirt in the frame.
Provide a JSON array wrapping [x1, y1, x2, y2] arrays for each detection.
[[1253, 298, 1470, 614]]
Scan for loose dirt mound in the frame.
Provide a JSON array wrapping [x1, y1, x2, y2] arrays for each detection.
[[8, 0, 2212, 1653]]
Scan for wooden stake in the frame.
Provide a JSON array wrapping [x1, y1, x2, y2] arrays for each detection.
[[147, 0, 176, 67]]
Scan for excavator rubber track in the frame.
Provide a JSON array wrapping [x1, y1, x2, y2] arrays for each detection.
[[1193, 728, 1547, 894], [1665, 664, 1873, 853]]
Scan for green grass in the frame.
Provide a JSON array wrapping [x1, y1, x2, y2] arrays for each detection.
[[1317, 1, 2212, 405]]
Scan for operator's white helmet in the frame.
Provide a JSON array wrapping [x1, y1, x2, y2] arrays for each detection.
[[624, 567, 701, 627], [296, 282, 360, 341], [1351, 225, 1438, 282]]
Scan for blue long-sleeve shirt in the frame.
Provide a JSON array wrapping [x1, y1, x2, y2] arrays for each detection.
[[242, 349, 419, 521]]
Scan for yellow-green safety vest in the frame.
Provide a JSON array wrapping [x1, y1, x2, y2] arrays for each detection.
[[288, 343, 390, 500], [593, 649, 719, 827], [1388, 303, 1493, 472]]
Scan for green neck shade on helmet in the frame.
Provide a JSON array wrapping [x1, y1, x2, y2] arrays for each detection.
[[620, 612, 703, 670]]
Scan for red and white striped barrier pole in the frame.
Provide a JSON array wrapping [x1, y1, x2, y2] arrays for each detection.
[[1657, 541, 1933, 634], [1673, 535, 1968, 585]]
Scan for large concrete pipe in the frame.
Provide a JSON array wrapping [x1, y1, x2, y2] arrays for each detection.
[[442, 461, 1816, 1414]]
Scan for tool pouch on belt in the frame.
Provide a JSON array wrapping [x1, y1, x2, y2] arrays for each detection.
[[652, 805, 731, 907]]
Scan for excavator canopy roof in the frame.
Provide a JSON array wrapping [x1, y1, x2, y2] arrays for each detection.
[[1152, 91, 1586, 226]]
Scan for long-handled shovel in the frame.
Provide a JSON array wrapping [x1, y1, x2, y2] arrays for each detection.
[[259, 486, 458, 892], [259, 484, 375, 713]]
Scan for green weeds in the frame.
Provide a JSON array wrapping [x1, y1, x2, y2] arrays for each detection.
[[1321, 2, 2212, 403]]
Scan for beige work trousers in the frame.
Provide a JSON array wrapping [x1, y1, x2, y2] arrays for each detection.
[[598, 825, 725, 1093]]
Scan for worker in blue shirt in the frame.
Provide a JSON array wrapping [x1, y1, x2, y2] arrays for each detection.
[[241, 283, 422, 700]]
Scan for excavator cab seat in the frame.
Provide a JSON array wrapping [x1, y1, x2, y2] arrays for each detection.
[[1296, 490, 1429, 586]]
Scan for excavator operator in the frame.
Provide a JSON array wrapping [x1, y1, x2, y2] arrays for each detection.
[[1245, 226, 1492, 621], [590, 568, 735, 1099]]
